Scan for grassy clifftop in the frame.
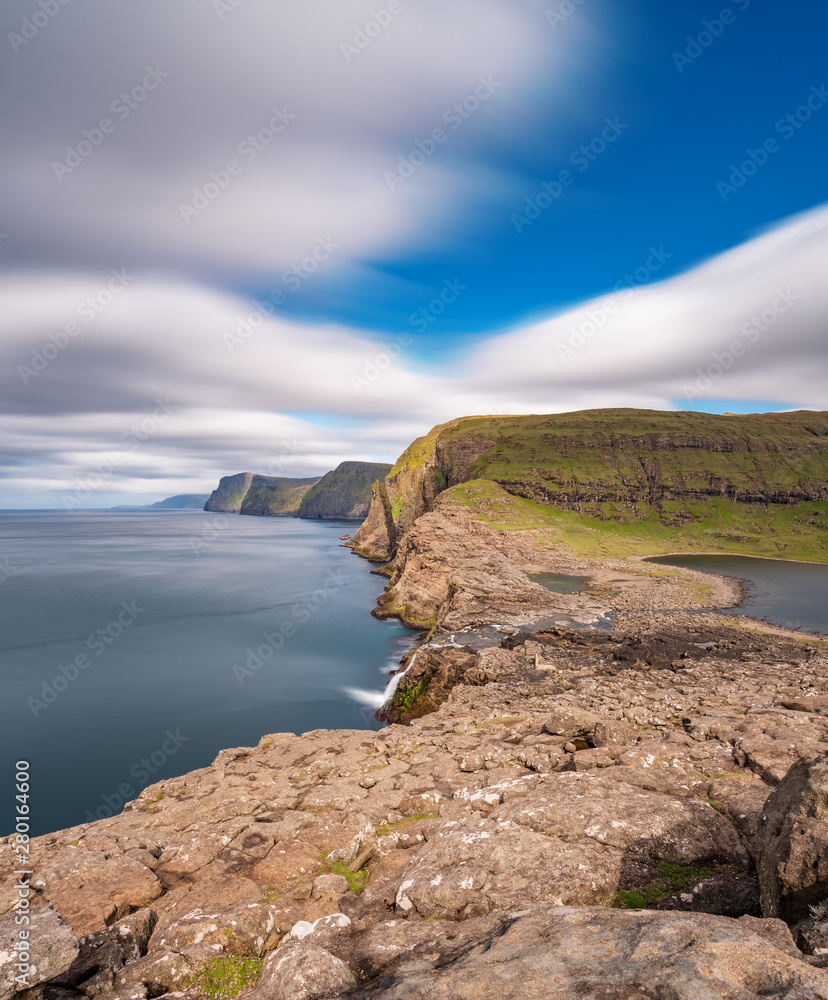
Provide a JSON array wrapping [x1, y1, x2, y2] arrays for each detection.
[[350, 409, 828, 562]]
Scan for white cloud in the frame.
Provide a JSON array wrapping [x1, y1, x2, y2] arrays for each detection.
[[0, 205, 825, 506], [0, 0, 566, 282]]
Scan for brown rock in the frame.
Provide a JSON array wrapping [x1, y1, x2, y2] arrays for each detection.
[[757, 751, 828, 923], [246, 942, 356, 1000], [543, 706, 599, 739], [343, 907, 828, 999], [0, 906, 79, 1000], [30, 849, 161, 937], [593, 719, 636, 747], [252, 842, 321, 891]]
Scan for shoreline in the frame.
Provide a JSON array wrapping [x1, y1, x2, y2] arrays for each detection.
[[642, 551, 828, 567]]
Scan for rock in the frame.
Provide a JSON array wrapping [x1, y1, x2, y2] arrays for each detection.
[[113, 949, 194, 995], [311, 874, 349, 898], [655, 873, 761, 918], [284, 913, 351, 953], [543, 706, 599, 739], [757, 752, 828, 923], [0, 906, 79, 1000], [737, 914, 801, 957], [779, 696, 828, 714], [794, 919, 828, 963], [246, 942, 356, 1000], [571, 748, 614, 770], [150, 904, 280, 958], [298, 462, 393, 520], [499, 772, 750, 868], [593, 719, 636, 747], [29, 848, 162, 936], [252, 841, 321, 891], [342, 907, 828, 999], [51, 908, 157, 992]]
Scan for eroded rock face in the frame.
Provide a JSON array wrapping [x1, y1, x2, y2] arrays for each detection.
[[757, 752, 828, 924], [297, 462, 393, 521], [0, 906, 79, 1000], [29, 848, 162, 938], [343, 907, 828, 1000]]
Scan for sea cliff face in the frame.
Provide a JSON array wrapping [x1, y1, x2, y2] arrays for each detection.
[[298, 462, 392, 520], [239, 476, 320, 517], [204, 463, 393, 521], [203, 472, 256, 512], [349, 408, 828, 563]]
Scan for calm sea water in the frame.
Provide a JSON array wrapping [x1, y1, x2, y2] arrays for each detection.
[[0, 511, 415, 835], [647, 554, 828, 636]]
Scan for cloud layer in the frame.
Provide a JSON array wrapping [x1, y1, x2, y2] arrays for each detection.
[[1, 2, 825, 506], [1, 204, 826, 506]]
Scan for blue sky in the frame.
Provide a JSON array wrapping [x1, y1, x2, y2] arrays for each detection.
[[0, 0, 826, 505], [261, 0, 828, 349]]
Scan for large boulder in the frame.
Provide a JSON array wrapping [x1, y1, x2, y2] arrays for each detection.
[[757, 751, 828, 923], [246, 942, 356, 1000], [343, 907, 828, 999], [0, 906, 79, 1000]]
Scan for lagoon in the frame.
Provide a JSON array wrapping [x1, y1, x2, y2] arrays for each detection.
[[647, 554, 828, 636]]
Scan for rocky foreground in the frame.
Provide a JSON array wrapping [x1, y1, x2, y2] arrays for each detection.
[[4, 490, 828, 998]]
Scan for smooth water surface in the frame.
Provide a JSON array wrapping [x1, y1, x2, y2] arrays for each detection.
[[0, 511, 414, 834], [529, 572, 589, 594], [647, 554, 828, 636]]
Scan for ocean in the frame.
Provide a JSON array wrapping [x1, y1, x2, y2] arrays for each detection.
[[0, 510, 415, 835]]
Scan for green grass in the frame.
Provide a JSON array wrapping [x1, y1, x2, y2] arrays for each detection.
[[374, 812, 438, 838], [391, 677, 428, 713], [381, 409, 828, 563], [615, 860, 716, 909], [183, 954, 263, 1000], [326, 859, 370, 893], [437, 478, 828, 563]]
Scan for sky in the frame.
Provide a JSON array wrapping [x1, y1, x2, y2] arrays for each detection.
[[0, 0, 826, 507]]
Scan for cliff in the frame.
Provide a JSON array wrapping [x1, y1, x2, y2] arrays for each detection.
[[240, 476, 320, 517], [204, 474, 320, 515], [204, 472, 257, 512], [297, 462, 393, 520], [204, 464, 393, 520], [349, 408, 828, 563]]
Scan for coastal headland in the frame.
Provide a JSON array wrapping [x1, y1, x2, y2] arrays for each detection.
[[4, 409, 828, 999]]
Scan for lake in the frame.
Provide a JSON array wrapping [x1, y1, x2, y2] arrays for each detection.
[[0, 511, 415, 836], [646, 554, 828, 636]]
